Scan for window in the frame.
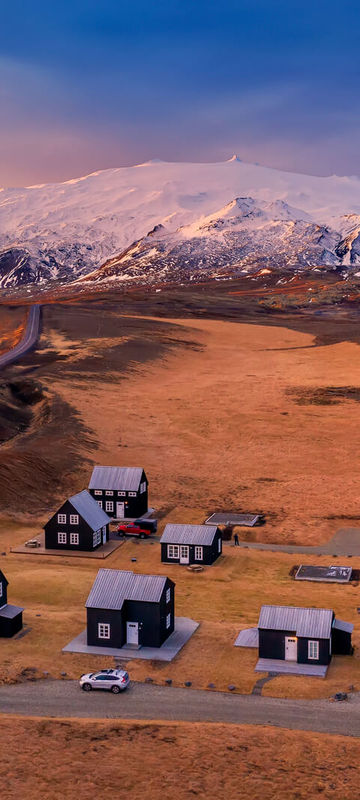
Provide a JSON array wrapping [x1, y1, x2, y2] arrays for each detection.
[[167, 544, 179, 559], [57, 513, 66, 524], [98, 623, 110, 639], [69, 514, 79, 525], [308, 640, 319, 660], [166, 613, 171, 629], [94, 491, 102, 496], [105, 501, 114, 512], [118, 491, 126, 497], [0, 583, 3, 598], [70, 533, 79, 545], [105, 491, 113, 496], [140, 481, 146, 494], [57, 532, 67, 544], [166, 587, 171, 604], [93, 529, 101, 547], [194, 546, 203, 561], [218, 536, 222, 553], [128, 492, 137, 497], [97, 501, 103, 508]]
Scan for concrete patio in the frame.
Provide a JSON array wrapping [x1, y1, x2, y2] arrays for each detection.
[[255, 658, 328, 677]]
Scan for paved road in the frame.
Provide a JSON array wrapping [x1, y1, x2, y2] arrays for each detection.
[[0, 680, 359, 737], [230, 526, 360, 557], [0, 305, 40, 369]]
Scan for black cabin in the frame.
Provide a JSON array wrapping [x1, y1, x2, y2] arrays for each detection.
[[160, 524, 222, 566], [86, 568, 175, 649], [44, 490, 111, 551], [88, 466, 148, 519], [0, 570, 23, 638], [258, 605, 353, 666]]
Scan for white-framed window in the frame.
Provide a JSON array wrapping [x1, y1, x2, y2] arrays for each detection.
[[0, 583, 3, 598], [167, 544, 179, 559], [93, 529, 101, 547], [70, 533, 79, 545], [69, 514, 79, 525], [166, 587, 171, 604], [194, 546, 203, 561], [105, 491, 113, 496], [97, 501, 103, 508], [128, 492, 137, 497], [118, 491, 126, 497], [308, 640, 319, 660], [98, 623, 110, 639], [140, 481, 146, 494], [57, 532, 67, 544], [105, 501, 114, 512], [94, 491, 102, 496], [166, 613, 171, 629], [57, 513, 66, 524], [218, 536, 222, 553]]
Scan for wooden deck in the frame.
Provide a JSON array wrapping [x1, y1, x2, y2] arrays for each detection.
[[255, 658, 328, 677]]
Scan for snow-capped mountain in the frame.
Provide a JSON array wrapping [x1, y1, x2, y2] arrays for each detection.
[[2, 156, 360, 291]]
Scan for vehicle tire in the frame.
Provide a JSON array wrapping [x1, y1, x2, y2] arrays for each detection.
[[140, 533, 145, 539], [111, 685, 121, 694], [82, 683, 92, 692]]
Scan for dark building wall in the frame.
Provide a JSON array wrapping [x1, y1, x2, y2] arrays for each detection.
[[161, 531, 222, 565], [124, 600, 162, 647], [158, 578, 175, 644], [331, 628, 353, 656], [297, 636, 331, 665], [259, 629, 331, 665], [0, 573, 8, 606], [0, 612, 22, 638], [44, 499, 109, 551], [87, 607, 125, 647]]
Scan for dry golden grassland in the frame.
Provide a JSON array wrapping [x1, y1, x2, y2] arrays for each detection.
[[0, 308, 27, 355], [1, 716, 359, 800]]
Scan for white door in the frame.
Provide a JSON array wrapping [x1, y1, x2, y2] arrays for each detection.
[[126, 622, 139, 645], [180, 545, 189, 564], [285, 636, 297, 661], [116, 502, 125, 518], [102, 526, 107, 545]]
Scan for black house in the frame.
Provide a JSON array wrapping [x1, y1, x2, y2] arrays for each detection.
[[160, 524, 222, 565], [88, 466, 148, 519], [0, 570, 23, 638], [86, 568, 175, 649], [258, 605, 353, 667], [44, 490, 111, 551]]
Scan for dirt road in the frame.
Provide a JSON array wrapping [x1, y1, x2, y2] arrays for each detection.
[[0, 680, 359, 737]]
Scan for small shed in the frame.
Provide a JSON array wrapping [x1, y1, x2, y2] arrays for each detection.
[[86, 569, 175, 648], [44, 490, 111, 551], [88, 466, 148, 519], [160, 524, 222, 565], [0, 570, 23, 638]]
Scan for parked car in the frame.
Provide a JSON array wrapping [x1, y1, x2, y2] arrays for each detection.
[[79, 669, 130, 693], [117, 522, 152, 538], [134, 518, 158, 533]]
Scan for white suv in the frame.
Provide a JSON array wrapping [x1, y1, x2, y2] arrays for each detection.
[[80, 669, 130, 693]]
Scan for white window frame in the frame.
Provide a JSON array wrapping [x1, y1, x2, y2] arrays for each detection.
[[105, 491, 113, 496], [93, 529, 101, 547], [118, 491, 126, 497], [128, 492, 137, 497], [69, 514, 79, 525], [166, 613, 171, 629], [140, 481, 146, 494], [308, 640, 319, 660], [98, 623, 110, 639], [94, 491, 102, 496], [97, 501, 103, 508], [166, 587, 171, 604], [167, 544, 179, 559], [70, 533, 79, 545], [105, 501, 114, 512], [57, 513, 66, 524], [57, 532, 67, 544], [194, 546, 203, 561], [218, 536, 222, 553], [0, 583, 3, 598]]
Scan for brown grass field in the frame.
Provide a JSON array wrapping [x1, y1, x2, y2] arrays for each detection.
[[0, 307, 26, 355], [1, 716, 359, 800]]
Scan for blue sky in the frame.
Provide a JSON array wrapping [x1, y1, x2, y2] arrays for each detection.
[[1, 0, 360, 185]]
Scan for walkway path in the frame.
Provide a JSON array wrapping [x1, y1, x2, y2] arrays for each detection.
[[232, 527, 360, 557], [0, 305, 40, 369]]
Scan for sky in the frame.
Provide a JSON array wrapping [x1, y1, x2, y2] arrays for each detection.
[[1, 0, 360, 186]]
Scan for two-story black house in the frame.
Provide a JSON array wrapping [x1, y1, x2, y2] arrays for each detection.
[[160, 524, 222, 565], [0, 570, 23, 637], [257, 605, 353, 669], [44, 490, 111, 551], [86, 568, 175, 649], [88, 466, 148, 519]]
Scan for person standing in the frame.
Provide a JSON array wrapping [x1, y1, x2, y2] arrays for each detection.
[[234, 532, 239, 546]]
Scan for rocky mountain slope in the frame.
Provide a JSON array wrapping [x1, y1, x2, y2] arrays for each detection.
[[2, 157, 360, 292]]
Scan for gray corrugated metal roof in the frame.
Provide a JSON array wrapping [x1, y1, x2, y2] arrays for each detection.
[[333, 618, 354, 634], [69, 490, 110, 531], [160, 524, 218, 546], [0, 604, 24, 618], [258, 605, 334, 639], [205, 513, 260, 527], [86, 569, 167, 610], [89, 466, 144, 491]]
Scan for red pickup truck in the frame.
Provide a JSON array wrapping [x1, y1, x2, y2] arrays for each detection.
[[117, 522, 152, 539]]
